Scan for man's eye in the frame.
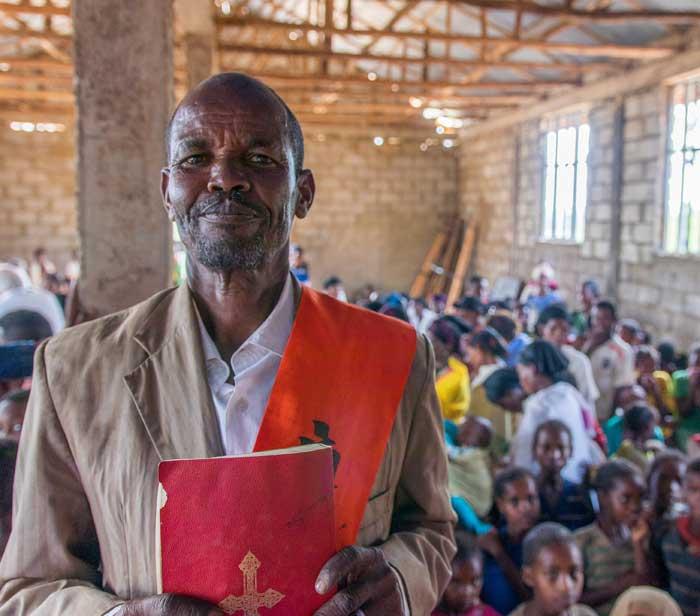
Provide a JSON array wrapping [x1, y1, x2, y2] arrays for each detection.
[[180, 154, 207, 166], [248, 153, 275, 165]]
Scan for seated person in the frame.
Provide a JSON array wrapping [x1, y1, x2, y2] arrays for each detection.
[[609, 587, 683, 616], [454, 296, 484, 331], [480, 367, 525, 459], [509, 522, 596, 616], [512, 341, 602, 483], [604, 384, 664, 455], [0, 389, 29, 443], [433, 530, 502, 616], [536, 303, 600, 408], [575, 460, 650, 616], [533, 420, 595, 531], [635, 345, 676, 421], [429, 315, 473, 421], [613, 405, 661, 473], [0, 438, 17, 557], [647, 450, 687, 527], [445, 416, 494, 536], [657, 341, 679, 376], [652, 457, 700, 615], [672, 342, 700, 452], [487, 312, 530, 369], [480, 467, 540, 615]]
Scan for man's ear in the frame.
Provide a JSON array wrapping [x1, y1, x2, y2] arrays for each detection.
[[521, 565, 534, 588], [294, 169, 315, 220], [161, 167, 175, 221]]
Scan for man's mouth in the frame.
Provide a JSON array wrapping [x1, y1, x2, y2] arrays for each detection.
[[200, 212, 260, 224]]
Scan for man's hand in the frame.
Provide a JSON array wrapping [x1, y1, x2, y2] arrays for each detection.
[[117, 594, 224, 616], [313, 546, 403, 616]]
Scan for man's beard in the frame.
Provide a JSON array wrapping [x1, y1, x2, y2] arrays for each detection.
[[175, 191, 291, 272]]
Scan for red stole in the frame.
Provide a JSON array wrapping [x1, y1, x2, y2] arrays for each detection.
[[254, 287, 417, 549]]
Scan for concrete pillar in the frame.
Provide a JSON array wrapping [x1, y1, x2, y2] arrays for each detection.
[[73, 1, 173, 315], [175, 0, 216, 89]]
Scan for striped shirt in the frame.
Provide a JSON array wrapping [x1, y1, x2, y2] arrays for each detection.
[[574, 523, 635, 616], [660, 524, 700, 615]]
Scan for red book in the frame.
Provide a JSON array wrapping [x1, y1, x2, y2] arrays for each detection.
[[157, 444, 336, 615]]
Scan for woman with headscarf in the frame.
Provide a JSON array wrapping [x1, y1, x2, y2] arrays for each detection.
[[428, 315, 472, 422], [511, 340, 603, 483]]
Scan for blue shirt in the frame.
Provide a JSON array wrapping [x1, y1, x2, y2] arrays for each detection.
[[507, 333, 531, 367], [481, 527, 524, 615], [539, 479, 596, 531]]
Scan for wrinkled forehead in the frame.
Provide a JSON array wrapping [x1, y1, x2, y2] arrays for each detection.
[[169, 92, 289, 151]]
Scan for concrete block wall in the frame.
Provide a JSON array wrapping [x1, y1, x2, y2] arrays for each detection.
[[293, 134, 460, 293], [0, 125, 78, 270], [460, 83, 700, 348]]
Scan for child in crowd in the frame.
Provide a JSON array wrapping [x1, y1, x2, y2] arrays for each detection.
[[445, 416, 495, 536], [574, 460, 650, 616], [533, 420, 595, 531], [635, 345, 676, 421], [604, 384, 664, 455], [672, 342, 700, 451], [508, 523, 596, 616], [647, 450, 687, 526], [433, 530, 502, 616], [480, 467, 540, 615], [654, 457, 700, 615], [613, 405, 660, 473]]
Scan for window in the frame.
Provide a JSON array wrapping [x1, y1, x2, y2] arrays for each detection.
[[541, 120, 590, 243], [664, 78, 700, 255]]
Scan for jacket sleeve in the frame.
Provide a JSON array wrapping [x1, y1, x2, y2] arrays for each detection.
[[0, 341, 123, 615], [379, 335, 457, 615]]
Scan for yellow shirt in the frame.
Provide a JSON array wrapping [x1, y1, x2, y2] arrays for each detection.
[[646, 370, 677, 415], [435, 357, 470, 422]]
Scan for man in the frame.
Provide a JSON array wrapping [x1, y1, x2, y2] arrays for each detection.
[[0, 73, 454, 615], [289, 243, 310, 285], [583, 300, 634, 422], [571, 280, 600, 344], [536, 304, 599, 408]]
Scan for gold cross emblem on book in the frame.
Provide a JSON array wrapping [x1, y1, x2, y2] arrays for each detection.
[[218, 551, 285, 616]]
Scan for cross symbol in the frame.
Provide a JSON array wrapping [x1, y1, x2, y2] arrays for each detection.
[[218, 551, 285, 616]]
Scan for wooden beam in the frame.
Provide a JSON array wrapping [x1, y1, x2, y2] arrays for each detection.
[[410, 231, 448, 298], [0, 72, 72, 87], [288, 101, 517, 114], [0, 88, 73, 103], [280, 91, 536, 106], [243, 71, 580, 91], [422, 1, 700, 23], [0, 3, 71, 17], [0, 57, 73, 73], [462, 46, 700, 137], [219, 44, 610, 73], [217, 18, 674, 59], [446, 222, 477, 309]]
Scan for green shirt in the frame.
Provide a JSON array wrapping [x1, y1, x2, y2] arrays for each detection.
[[574, 523, 636, 616]]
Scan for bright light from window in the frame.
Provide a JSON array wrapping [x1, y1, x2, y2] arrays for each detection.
[[665, 80, 700, 255], [9, 121, 66, 133], [541, 121, 590, 243], [435, 126, 445, 135], [289, 31, 300, 41], [367, 72, 377, 81], [409, 97, 423, 109], [373, 136, 384, 146], [422, 107, 442, 120], [436, 116, 464, 129], [442, 139, 455, 148]]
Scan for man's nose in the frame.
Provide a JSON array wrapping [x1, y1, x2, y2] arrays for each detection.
[[207, 159, 251, 193]]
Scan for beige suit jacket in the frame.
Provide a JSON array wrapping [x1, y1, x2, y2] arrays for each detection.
[[0, 283, 455, 615]]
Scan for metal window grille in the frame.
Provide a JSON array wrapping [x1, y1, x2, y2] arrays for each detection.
[[664, 79, 700, 255], [541, 120, 590, 243]]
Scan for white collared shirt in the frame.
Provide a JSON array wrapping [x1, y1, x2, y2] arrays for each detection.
[[196, 272, 296, 455]]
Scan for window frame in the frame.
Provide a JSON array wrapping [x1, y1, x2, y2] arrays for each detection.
[[661, 77, 700, 256], [539, 114, 591, 245]]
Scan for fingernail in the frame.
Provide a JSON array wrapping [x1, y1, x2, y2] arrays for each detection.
[[315, 575, 328, 594]]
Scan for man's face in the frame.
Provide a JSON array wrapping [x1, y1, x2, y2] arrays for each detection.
[[592, 305, 615, 335], [161, 82, 314, 273]]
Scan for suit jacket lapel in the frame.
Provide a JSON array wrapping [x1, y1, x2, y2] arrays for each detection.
[[124, 284, 225, 461]]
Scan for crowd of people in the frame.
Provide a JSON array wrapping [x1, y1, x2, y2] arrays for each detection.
[[329, 262, 698, 616], [2, 243, 700, 615]]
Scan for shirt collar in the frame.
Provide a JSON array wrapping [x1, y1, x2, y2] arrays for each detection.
[[195, 273, 296, 380]]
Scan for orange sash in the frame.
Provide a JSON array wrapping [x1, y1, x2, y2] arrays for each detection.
[[254, 287, 417, 548]]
